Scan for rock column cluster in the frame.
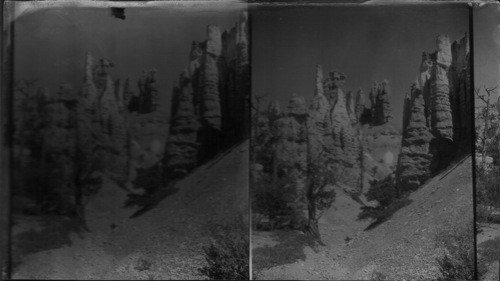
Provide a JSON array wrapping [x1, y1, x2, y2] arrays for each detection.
[[262, 65, 395, 223], [79, 53, 131, 183], [165, 11, 249, 178], [396, 34, 470, 192]]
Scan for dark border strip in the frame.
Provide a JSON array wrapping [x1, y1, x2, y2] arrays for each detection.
[[0, 0, 14, 280], [247, 1, 253, 279], [469, 3, 477, 281]]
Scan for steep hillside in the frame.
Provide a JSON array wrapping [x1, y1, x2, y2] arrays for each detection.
[[12, 141, 249, 280], [344, 156, 473, 280], [253, 156, 472, 280]]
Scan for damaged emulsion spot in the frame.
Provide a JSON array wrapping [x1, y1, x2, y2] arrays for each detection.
[[111, 7, 125, 20]]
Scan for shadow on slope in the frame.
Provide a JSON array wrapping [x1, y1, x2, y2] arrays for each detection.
[[252, 230, 315, 272], [478, 237, 500, 265], [356, 175, 413, 231], [11, 215, 82, 270], [359, 198, 413, 231], [345, 156, 473, 280], [101, 140, 249, 279], [124, 141, 246, 218]]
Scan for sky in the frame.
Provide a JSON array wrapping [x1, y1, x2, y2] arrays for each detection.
[[251, 3, 470, 129], [474, 3, 500, 101], [13, 2, 243, 119]]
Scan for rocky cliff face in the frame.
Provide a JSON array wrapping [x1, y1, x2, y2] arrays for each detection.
[[135, 69, 159, 114], [367, 80, 394, 126], [165, 11, 249, 178], [396, 34, 470, 192]]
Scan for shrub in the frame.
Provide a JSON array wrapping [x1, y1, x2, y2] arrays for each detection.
[[134, 257, 152, 272], [476, 165, 500, 208], [371, 270, 388, 280], [476, 204, 495, 224], [358, 175, 411, 228], [367, 176, 397, 205], [199, 216, 249, 280], [434, 218, 479, 281]]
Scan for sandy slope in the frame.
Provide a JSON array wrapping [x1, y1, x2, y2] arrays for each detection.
[[253, 156, 473, 280], [12, 141, 249, 280]]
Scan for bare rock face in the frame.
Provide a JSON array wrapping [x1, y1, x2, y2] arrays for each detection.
[[164, 12, 249, 178], [397, 34, 470, 191], [309, 65, 328, 117], [78, 53, 130, 182], [431, 35, 453, 141], [346, 90, 357, 125], [308, 65, 332, 158], [226, 10, 250, 142], [94, 59, 130, 181], [323, 71, 359, 167], [165, 79, 201, 177], [82, 52, 98, 111], [369, 81, 379, 122], [137, 69, 159, 114], [201, 25, 222, 130], [123, 78, 133, 111], [355, 89, 366, 122], [369, 80, 393, 126], [396, 83, 433, 192], [450, 35, 471, 152], [379, 80, 393, 124]]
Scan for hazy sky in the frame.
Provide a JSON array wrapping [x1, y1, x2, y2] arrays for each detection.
[[14, 3, 242, 118], [474, 3, 500, 99], [252, 4, 469, 129]]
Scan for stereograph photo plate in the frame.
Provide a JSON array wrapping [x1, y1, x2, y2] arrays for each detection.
[[1, 0, 499, 281]]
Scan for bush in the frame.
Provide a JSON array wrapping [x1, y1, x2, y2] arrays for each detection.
[[434, 218, 479, 281], [358, 175, 411, 228], [199, 216, 249, 280], [477, 204, 495, 224], [365, 175, 397, 207], [476, 165, 500, 208]]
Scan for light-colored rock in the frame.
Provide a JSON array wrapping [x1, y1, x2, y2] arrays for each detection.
[[206, 24, 222, 57], [165, 81, 200, 177]]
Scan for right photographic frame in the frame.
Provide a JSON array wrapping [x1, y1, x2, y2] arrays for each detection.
[[474, 2, 500, 280], [250, 2, 476, 280]]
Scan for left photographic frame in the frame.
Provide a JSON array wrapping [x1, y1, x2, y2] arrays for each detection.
[[2, 0, 249, 279]]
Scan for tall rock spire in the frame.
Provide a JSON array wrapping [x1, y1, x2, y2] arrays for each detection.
[[201, 24, 222, 130], [396, 82, 433, 192], [431, 35, 453, 141]]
